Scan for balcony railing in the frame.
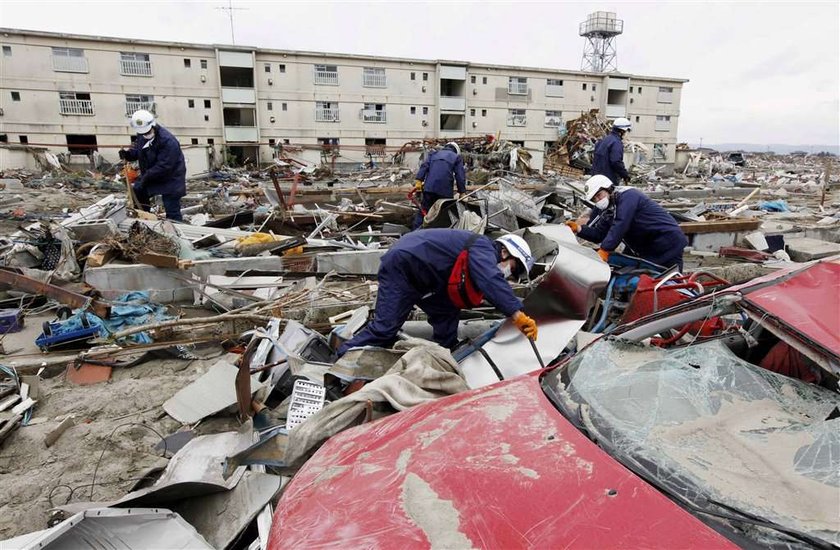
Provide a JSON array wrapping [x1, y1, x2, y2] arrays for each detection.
[[59, 98, 94, 115], [315, 108, 340, 122], [125, 101, 154, 116], [544, 116, 563, 127], [546, 84, 564, 97], [362, 110, 386, 123], [508, 81, 527, 95], [53, 55, 89, 73], [507, 115, 526, 127], [362, 72, 387, 88], [314, 70, 339, 85], [120, 59, 152, 76], [657, 90, 673, 104], [655, 118, 671, 131]]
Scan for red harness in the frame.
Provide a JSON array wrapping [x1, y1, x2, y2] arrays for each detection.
[[447, 234, 484, 309]]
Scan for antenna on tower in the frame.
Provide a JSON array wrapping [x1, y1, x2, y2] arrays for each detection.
[[579, 11, 623, 73], [216, 0, 248, 45]]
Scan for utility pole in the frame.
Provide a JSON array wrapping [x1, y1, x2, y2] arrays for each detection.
[[217, 0, 247, 45]]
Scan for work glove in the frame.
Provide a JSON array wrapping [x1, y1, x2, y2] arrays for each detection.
[[413, 180, 423, 192], [512, 311, 538, 341], [118, 149, 128, 160], [454, 192, 462, 200], [597, 248, 611, 262], [564, 220, 580, 234]]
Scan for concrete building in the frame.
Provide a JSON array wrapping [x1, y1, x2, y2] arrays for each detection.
[[0, 28, 687, 171]]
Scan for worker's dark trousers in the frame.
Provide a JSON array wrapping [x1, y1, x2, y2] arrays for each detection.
[[337, 252, 460, 355], [412, 191, 447, 230], [133, 184, 184, 221]]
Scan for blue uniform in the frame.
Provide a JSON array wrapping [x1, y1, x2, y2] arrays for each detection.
[[591, 130, 629, 185], [416, 148, 466, 197], [124, 125, 187, 220], [337, 229, 523, 355], [577, 187, 688, 269]]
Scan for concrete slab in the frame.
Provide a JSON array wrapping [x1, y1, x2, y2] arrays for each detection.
[[316, 249, 386, 275], [786, 237, 840, 262]]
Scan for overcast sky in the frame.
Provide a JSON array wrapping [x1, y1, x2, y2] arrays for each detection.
[[2, 1, 838, 146]]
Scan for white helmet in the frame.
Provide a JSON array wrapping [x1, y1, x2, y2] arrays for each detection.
[[129, 109, 156, 134], [584, 174, 614, 201], [496, 234, 534, 274], [446, 142, 461, 155], [613, 117, 632, 132]]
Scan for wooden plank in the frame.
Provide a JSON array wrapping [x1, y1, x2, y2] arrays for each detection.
[[679, 219, 762, 234]]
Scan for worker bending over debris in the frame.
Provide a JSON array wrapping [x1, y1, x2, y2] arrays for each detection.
[[567, 175, 688, 270], [119, 109, 187, 221], [413, 142, 466, 229], [591, 117, 632, 185], [337, 229, 537, 355]]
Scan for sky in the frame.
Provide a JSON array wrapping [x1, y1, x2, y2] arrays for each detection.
[[2, 0, 838, 147]]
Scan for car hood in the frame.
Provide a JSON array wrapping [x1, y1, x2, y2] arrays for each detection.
[[269, 374, 735, 549]]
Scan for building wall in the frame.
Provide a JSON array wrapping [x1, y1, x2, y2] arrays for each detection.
[[0, 28, 686, 170]]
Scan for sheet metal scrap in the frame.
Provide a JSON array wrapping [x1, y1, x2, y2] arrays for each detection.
[[545, 109, 611, 172]]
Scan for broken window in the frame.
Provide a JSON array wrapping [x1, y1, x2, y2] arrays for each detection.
[[184, 58, 191, 68], [365, 138, 386, 156], [201, 59, 208, 69], [52, 47, 88, 73], [10, 91, 20, 101], [65, 133, 97, 154], [508, 76, 527, 95], [58, 91, 94, 115], [362, 103, 386, 123], [125, 94, 154, 116], [363, 67, 386, 88], [207, 138, 214, 145], [544, 110, 562, 127], [19, 135, 28, 144], [119, 52, 152, 76], [507, 108, 526, 127], [315, 101, 339, 122], [653, 143, 667, 160], [314, 64, 338, 85], [546, 78, 564, 97]]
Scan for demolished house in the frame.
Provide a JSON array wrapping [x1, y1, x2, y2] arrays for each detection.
[[0, 126, 838, 549]]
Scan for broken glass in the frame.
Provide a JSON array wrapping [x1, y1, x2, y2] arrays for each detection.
[[545, 339, 840, 546]]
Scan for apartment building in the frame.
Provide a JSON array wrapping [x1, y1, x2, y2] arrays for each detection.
[[0, 28, 687, 171]]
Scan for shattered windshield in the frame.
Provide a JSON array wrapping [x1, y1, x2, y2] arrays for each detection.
[[546, 339, 840, 546]]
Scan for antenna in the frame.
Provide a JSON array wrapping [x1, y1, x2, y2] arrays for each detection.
[[579, 11, 623, 73], [216, 0, 247, 45]]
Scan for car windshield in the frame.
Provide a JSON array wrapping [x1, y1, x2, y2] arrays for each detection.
[[544, 338, 840, 546]]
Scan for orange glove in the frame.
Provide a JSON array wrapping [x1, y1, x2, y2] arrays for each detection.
[[512, 311, 538, 341], [597, 248, 611, 262], [413, 180, 423, 192], [565, 220, 580, 234]]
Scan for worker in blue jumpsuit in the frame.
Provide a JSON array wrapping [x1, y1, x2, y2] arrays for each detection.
[[566, 175, 688, 270], [591, 117, 632, 185], [337, 229, 538, 355], [119, 109, 187, 221], [412, 142, 466, 229]]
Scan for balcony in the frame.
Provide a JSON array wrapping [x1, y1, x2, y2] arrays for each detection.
[[314, 70, 339, 85], [315, 108, 340, 122], [545, 84, 564, 97], [507, 115, 527, 127], [508, 81, 528, 95], [221, 87, 256, 104], [362, 72, 387, 88], [439, 96, 465, 111], [125, 101, 155, 116], [544, 116, 563, 127], [605, 104, 626, 118], [120, 59, 152, 76], [59, 98, 94, 116], [362, 110, 386, 123], [655, 117, 671, 132], [224, 127, 259, 142], [52, 55, 88, 73], [657, 90, 674, 104]]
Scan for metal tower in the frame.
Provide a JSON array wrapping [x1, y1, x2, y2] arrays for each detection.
[[579, 11, 623, 73]]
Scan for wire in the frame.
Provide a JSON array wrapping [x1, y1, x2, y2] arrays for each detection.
[[89, 422, 168, 501]]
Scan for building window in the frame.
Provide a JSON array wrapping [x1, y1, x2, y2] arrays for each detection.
[[184, 58, 191, 68], [283, 139, 290, 144], [365, 138, 386, 156], [58, 91, 94, 115], [266, 102, 274, 112], [314, 64, 339, 85], [592, 84, 597, 92], [2, 45, 10, 56], [657, 86, 674, 103], [200, 59, 208, 69], [546, 78, 564, 97], [363, 67, 387, 88], [125, 94, 154, 116], [422, 106, 429, 115], [482, 76, 487, 84], [278, 64, 285, 73], [655, 115, 671, 131], [410, 72, 415, 81], [188, 99, 195, 108], [208, 138, 215, 145], [282, 103, 287, 111], [582, 83, 587, 90], [507, 108, 526, 127], [204, 99, 211, 108], [653, 143, 667, 160], [268, 138, 276, 146], [481, 109, 487, 117], [204, 115, 210, 121], [10, 91, 20, 101], [0, 135, 7, 143], [119, 52, 152, 76], [362, 103, 386, 123], [190, 138, 199, 145], [52, 47, 88, 73], [638, 87, 642, 94], [410, 106, 416, 115], [508, 76, 527, 95], [470, 108, 476, 116], [422, 72, 428, 81], [635, 115, 640, 122], [470, 75, 476, 84], [19, 136, 28, 144], [264, 63, 271, 73], [544, 110, 562, 127], [315, 101, 339, 122]]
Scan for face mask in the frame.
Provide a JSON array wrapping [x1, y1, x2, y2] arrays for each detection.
[[498, 263, 512, 279], [595, 197, 609, 210], [142, 130, 154, 139]]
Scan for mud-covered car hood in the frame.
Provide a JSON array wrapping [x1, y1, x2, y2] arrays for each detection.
[[268, 374, 735, 549]]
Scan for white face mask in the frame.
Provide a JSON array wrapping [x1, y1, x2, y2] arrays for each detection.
[[142, 130, 154, 139], [595, 196, 610, 210], [497, 263, 512, 279]]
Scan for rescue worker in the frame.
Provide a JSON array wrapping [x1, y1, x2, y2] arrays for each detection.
[[337, 229, 538, 356], [591, 117, 632, 185], [119, 109, 187, 221], [566, 175, 688, 270], [412, 142, 466, 229]]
